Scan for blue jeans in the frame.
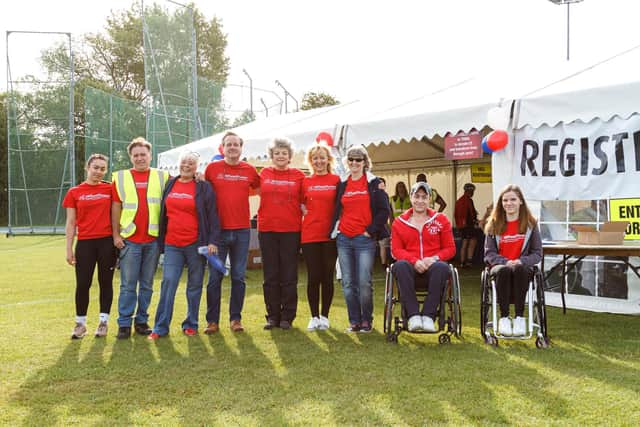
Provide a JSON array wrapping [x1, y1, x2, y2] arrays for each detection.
[[117, 239, 160, 327], [153, 243, 205, 335], [206, 228, 250, 323], [337, 233, 376, 325]]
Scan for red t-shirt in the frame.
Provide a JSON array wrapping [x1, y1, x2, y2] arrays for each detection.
[[499, 220, 525, 261], [338, 175, 372, 238], [258, 167, 305, 232], [204, 160, 260, 229], [63, 182, 113, 240], [302, 173, 340, 243], [112, 169, 154, 243], [164, 180, 198, 247]]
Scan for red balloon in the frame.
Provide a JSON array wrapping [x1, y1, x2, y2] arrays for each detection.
[[218, 143, 224, 155], [487, 129, 508, 151], [316, 131, 334, 147]]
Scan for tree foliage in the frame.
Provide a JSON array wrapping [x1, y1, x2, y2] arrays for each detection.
[[301, 91, 340, 111], [231, 110, 256, 128]]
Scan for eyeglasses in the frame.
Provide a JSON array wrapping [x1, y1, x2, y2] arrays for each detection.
[[348, 157, 364, 163]]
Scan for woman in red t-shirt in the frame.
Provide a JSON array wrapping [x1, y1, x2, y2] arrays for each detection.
[[484, 184, 542, 337], [258, 137, 305, 330], [63, 153, 116, 339], [301, 143, 340, 331], [149, 152, 221, 339]]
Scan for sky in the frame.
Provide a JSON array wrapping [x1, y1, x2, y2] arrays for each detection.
[[2, 0, 640, 118]]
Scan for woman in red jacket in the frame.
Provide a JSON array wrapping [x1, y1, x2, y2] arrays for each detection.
[[63, 153, 117, 339], [390, 182, 456, 332], [301, 143, 340, 330], [259, 137, 305, 330]]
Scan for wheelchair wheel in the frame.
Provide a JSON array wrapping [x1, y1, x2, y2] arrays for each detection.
[[450, 267, 462, 338], [534, 269, 549, 341], [438, 333, 451, 344], [485, 335, 499, 347], [535, 336, 550, 349], [480, 269, 491, 339], [383, 279, 394, 336]]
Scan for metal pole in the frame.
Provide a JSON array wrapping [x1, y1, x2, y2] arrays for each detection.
[[6, 31, 12, 234], [260, 98, 268, 117], [566, 3, 570, 61], [243, 69, 253, 115]]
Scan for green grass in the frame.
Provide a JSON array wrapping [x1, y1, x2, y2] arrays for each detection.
[[1, 236, 639, 426]]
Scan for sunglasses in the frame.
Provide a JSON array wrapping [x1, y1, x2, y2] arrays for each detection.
[[348, 157, 364, 163]]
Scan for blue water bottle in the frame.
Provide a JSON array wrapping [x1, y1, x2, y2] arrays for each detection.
[[198, 246, 227, 275]]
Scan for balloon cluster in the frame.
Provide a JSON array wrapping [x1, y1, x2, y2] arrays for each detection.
[[212, 143, 224, 161], [482, 130, 509, 154], [315, 131, 334, 146]]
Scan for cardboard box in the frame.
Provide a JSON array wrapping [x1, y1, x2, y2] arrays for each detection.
[[247, 248, 262, 269], [574, 221, 629, 245]]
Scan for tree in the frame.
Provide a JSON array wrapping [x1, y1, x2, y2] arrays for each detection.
[[301, 91, 340, 111], [231, 110, 256, 128]]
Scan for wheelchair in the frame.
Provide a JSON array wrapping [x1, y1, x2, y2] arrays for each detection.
[[480, 265, 550, 348], [383, 263, 462, 344]]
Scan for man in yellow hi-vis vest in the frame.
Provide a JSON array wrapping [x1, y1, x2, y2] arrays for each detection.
[[111, 137, 169, 339]]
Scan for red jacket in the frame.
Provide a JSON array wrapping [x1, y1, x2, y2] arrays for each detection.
[[391, 208, 456, 265]]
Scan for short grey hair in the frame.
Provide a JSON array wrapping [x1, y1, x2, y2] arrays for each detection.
[[344, 145, 372, 171], [268, 137, 294, 159], [178, 151, 200, 166]]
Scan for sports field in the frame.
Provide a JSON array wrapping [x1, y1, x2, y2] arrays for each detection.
[[1, 236, 639, 425]]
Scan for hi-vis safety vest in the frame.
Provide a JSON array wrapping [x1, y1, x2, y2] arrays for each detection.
[[113, 168, 169, 238], [392, 196, 411, 218]]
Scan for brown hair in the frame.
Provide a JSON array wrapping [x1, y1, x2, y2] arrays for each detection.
[[485, 184, 537, 236], [306, 143, 335, 174], [222, 131, 244, 146], [127, 137, 152, 155], [86, 153, 108, 168]]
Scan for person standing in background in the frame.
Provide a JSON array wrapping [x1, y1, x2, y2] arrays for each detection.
[[454, 183, 479, 267], [301, 143, 340, 331], [390, 181, 411, 223], [112, 137, 170, 339], [64, 154, 117, 339], [203, 132, 260, 333]]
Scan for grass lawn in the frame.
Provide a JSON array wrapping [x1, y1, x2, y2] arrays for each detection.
[[1, 236, 639, 426]]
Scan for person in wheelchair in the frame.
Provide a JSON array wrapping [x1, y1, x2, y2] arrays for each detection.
[[390, 182, 456, 332], [484, 184, 542, 337]]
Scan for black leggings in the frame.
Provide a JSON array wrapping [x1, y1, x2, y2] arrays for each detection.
[[490, 263, 530, 318], [75, 237, 117, 316], [302, 241, 337, 318]]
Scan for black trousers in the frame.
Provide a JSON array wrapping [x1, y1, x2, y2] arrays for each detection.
[[259, 231, 300, 322], [392, 260, 449, 319], [75, 237, 117, 316], [302, 241, 337, 318], [490, 263, 530, 318]]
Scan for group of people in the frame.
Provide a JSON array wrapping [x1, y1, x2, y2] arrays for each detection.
[[64, 132, 541, 340]]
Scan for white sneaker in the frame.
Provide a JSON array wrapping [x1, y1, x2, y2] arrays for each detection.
[[407, 315, 423, 332], [512, 316, 527, 336], [421, 316, 436, 332], [317, 315, 330, 330], [498, 317, 513, 336], [307, 317, 320, 331]]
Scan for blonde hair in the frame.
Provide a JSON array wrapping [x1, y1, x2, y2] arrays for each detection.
[[306, 143, 335, 174], [127, 137, 152, 155]]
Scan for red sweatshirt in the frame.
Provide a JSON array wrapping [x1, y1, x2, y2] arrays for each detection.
[[258, 167, 305, 232], [391, 208, 456, 264]]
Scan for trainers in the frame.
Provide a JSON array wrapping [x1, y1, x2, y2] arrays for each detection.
[[71, 323, 87, 340], [116, 326, 131, 340], [134, 323, 152, 336], [318, 315, 330, 330], [345, 323, 360, 333], [148, 332, 160, 341], [359, 321, 372, 333], [421, 316, 436, 332], [183, 328, 197, 336], [512, 316, 527, 336], [94, 321, 108, 338], [279, 320, 292, 330], [230, 320, 244, 332], [264, 318, 279, 330], [498, 317, 513, 336], [204, 322, 219, 334], [307, 317, 320, 331], [407, 315, 423, 332]]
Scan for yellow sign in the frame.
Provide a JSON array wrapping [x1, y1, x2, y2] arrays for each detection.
[[471, 163, 492, 183], [609, 198, 640, 240]]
